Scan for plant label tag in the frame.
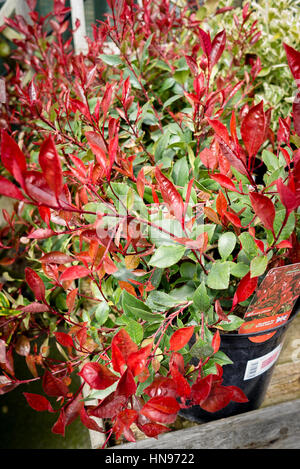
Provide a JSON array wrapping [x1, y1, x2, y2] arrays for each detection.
[[244, 344, 283, 380], [239, 263, 300, 342]]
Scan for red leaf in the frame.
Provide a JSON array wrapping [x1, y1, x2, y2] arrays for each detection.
[[277, 178, 298, 213], [155, 167, 185, 228], [232, 272, 258, 309], [208, 120, 247, 175], [20, 303, 50, 313], [140, 396, 180, 424], [284, 43, 300, 84], [170, 365, 191, 399], [241, 101, 266, 159], [199, 147, 217, 170], [191, 374, 213, 405], [200, 383, 233, 413], [54, 332, 74, 348], [24, 170, 63, 208], [224, 211, 241, 228], [215, 194, 227, 221], [276, 240, 293, 249], [111, 329, 138, 373], [207, 119, 230, 145], [218, 140, 248, 176], [138, 423, 170, 438], [210, 173, 237, 192], [174, 232, 208, 252], [249, 191, 275, 233], [64, 392, 84, 427], [66, 288, 78, 314], [127, 343, 153, 377], [38, 206, 51, 227], [0, 175, 24, 200], [51, 409, 66, 436], [40, 251, 73, 264], [293, 92, 300, 137], [88, 392, 127, 419], [25, 268, 45, 302], [86, 131, 108, 174], [215, 299, 230, 322], [39, 136, 63, 197], [198, 28, 212, 57], [79, 406, 104, 433], [78, 362, 118, 390], [60, 265, 90, 282], [169, 352, 185, 375], [144, 376, 178, 399], [28, 228, 55, 239], [212, 330, 221, 353], [111, 341, 127, 375], [42, 370, 69, 397], [112, 409, 138, 441], [210, 30, 226, 68], [169, 326, 194, 352], [226, 385, 248, 403], [116, 368, 137, 399], [136, 168, 145, 199], [0, 130, 27, 187], [23, 393, 54, 412]]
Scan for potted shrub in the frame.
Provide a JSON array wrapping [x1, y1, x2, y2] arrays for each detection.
[[0, 0, 299, 447]]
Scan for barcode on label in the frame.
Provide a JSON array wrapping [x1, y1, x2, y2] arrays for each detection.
[[246, 361, 259, 379], [243, 344, 282, 380]]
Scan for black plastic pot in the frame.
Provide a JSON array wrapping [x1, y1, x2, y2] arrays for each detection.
[[180, 297, 300, 423]]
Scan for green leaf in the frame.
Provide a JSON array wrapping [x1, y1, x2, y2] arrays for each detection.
[[154, 131, 170, 162], [250, 255, 268, 278], [94, 302, 110, 326], [145, 291, 179, 312], [218, 315, 244, 331], [228, 262, 250, 278], [193, 282, 210, 312], [190, 337, 213, 360], [218, 232, 236, 259], [125, 319, 144, 344], [122, 290, 164, 323], [206, 262, 231, 290], [238, 232, 258, 260], [172, 157, 189, 187], [163, 95, 182, 108], [99, 54, 122, 66], [148, 244, 186, 268], [179, 262, 196, 279], [213, 350, 233, 366]]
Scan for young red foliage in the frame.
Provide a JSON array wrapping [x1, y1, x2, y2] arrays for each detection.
[[39, 136, 63, 198], [42, 370, 69, 398], [54, 332, 74, 349], [78, 362, 119, 390], [25, 267, 46, 302], [23, 393, 54, 412], [169, 326, 194, 352], [0, 129, 27, 188], [249, 192, 275, 234], [232, 272, 258, 309], [140, 396, 180, 424], [155, 167, 185, 228], [240, 101, 266, 159]]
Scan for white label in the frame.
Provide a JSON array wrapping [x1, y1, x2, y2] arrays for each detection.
[[243, 344, 282, 380]]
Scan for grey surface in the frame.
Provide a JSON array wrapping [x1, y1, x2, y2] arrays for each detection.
[[114, 398, 300, 449]]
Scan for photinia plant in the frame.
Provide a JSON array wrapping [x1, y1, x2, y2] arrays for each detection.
[[0, 0, 299, 448]]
